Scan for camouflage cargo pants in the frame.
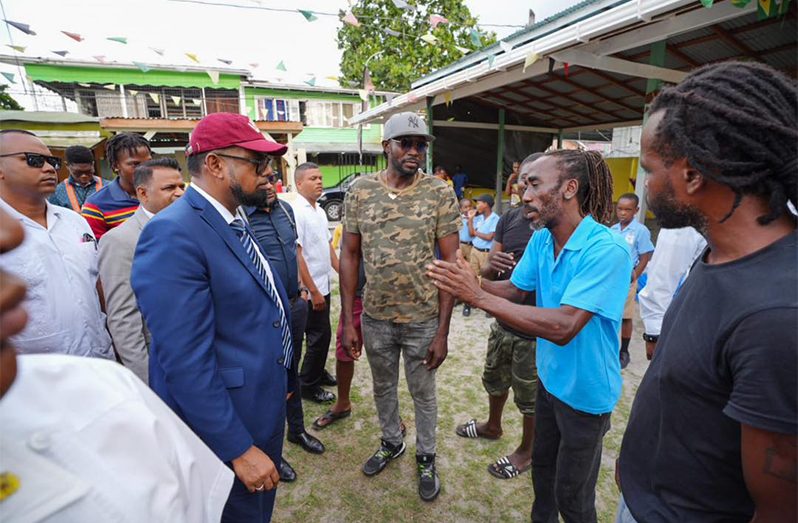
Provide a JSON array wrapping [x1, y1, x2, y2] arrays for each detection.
[[362, 314, 439, 455]]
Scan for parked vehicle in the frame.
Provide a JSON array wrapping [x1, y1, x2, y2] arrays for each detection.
[[318, 173, 361, 221]]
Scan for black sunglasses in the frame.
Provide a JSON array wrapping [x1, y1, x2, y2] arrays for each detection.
[[390, 138, 428, 153], [0, 152, 62, 170], [214, 152, 273, 174]]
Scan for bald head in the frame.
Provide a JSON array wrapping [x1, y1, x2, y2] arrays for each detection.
[[0, 131, 59, 202]]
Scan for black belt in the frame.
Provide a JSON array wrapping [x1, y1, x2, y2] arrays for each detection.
[[475, 247, 490, 252], [460, 241, 471, 245]]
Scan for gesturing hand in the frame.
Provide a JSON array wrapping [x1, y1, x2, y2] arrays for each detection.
[[231, 445, 280, 493], [488, 250, 516, 276], [426, 249, 484, 304]]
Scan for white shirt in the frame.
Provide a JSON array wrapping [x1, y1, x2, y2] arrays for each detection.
[[191, 184, 284, 314], [291, 195, 332, 295], [638, 227, 707, 335], [0, 354, 233, 523], [0, 198, 113, 359]]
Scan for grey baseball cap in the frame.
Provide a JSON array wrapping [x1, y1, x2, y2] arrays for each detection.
[[382, 112, 435, 142]]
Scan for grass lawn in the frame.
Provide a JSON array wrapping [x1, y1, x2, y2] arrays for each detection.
[[273, 277, 648, 522]]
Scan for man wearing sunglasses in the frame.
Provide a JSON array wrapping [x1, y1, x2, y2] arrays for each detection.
[[0, 129, 113, 360], [48, 145, 103, 213], [131, 113, 292, 522], [339, 112, 461, 502]]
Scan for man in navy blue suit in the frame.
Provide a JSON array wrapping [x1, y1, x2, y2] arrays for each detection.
[[132, 112, 292, 522]]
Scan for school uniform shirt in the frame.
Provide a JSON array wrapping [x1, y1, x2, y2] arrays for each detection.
[[472, 212, 500, 251], [0, 198, 113, 359], [291, 196, 332, 295], [0, 354, 234, 523], [611, 217, 654, 267]]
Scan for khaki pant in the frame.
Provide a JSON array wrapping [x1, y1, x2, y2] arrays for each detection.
[[459, 242, 472, 261], [469, 248, 490, 275]]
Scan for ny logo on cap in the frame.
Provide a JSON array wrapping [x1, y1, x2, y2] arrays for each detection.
[[407, 115, 420, 128]]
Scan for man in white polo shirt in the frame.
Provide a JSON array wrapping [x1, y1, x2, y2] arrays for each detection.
[[293, 162, 340, 404]]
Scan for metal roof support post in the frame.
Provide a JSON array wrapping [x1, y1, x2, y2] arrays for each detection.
[[426, 96, 435, 174], [201, 87, 207, 116], [635, 40, 667, 222], [119, 84, 128, 118], [495, 108, 505, 214], [557, 130, 564, 149]]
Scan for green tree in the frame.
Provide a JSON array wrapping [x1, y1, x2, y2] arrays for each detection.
[[337, 0, 496, 92], [0, 84, 22, 110]]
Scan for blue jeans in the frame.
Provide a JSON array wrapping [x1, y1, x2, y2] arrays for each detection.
[[615, 495, 638, 523]]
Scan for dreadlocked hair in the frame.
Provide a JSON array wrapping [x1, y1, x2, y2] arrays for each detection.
[[106, 132, 151, 171], [544, 149, 615, 225], [649, 60, 798, 225]]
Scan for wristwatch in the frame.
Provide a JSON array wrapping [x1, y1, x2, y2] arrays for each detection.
[[642, 333, 659, 343]]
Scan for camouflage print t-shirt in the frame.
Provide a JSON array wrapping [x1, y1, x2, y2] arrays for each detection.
[[343, 172, 461, 323]]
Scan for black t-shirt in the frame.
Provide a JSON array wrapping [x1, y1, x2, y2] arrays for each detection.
[[494, 207, 536, 339], [619, 231, 798, 522]]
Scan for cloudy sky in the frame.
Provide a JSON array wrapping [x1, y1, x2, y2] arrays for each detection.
[[0, 0, 581, 107]]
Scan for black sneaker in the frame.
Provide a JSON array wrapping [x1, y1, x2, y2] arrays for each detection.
[[462, 305, 471, 317], [620, 350, 630, 370], [417, 454, 440, 501], [362, 439, 405, 477]]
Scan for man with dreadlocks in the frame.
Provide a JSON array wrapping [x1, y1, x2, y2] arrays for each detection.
[[82, 132, 151, 240], [428, 149, 631, 522], [616, 62, 797, 522]]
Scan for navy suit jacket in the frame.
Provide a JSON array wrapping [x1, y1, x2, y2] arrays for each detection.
[[131, 186, 289, 464]]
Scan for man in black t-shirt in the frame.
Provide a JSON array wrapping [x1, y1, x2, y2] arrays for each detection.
[[454, 153, 541, 480], [617, 62, 797, 522]]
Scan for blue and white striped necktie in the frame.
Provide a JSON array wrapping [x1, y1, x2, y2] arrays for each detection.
[[230, 218, 293, 369]]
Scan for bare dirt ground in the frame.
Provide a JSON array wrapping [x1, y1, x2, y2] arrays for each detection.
[[273, 274, 648, 522]]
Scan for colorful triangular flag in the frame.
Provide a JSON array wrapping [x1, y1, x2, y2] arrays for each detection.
[[4, 20, 35, 36], [730, 0, 752, 6], [523, 51, 541, 72], [384, 28, 401, 37], [429, 14, 449, 29], [93, 55, 108, 63], [185, 53, 200, 63], [128, 89, 138, 97], [107, 36, 128, 44], [6, 45, 25, 53], [298, 9, 318, 21], [456, 46, 470, 54], [700, 0, 714, 6], [342, 11, 360, 27], [62, 30, 84, 42], [443, 91, 453, 107], [276, 60, 287, 71], [358, 89, 369, 102], [192, 98, 202, 106], [1, 72, 16, 84], [487, 55, 496, 69], [564, 62, 570, 78], [148, 92, 160, 104], [103, 84, 116, 90], [470, 29, 482, 47], [207, 70, 220, 84], [52, 50, 69, 57], [304, 76, 317, 87], [420, 33, 438, 45], [217, 58, 232, 65], [171, 95, 181, 106], [150, 47, 165, 56], [133, 62, 151, 73], [392, 0, 416, 11], [363, 68, 375, 93], [325, 75, 339, 82], [249, 62, 259, 68], [78, 83, 91, 87]]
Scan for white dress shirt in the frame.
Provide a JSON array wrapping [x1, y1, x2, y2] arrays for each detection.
[[191, 184, 284, 314], [0, 354, 233, 522], [0, 198, 112, 359], [638, 227, 707, 335], [291, 195, 332, 295]]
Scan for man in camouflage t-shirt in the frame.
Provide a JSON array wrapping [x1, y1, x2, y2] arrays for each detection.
[[339, 112, 460, 502]]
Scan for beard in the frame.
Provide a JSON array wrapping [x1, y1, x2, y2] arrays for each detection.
[[389, 154, 419, 178], [647, 178, 706, 232], [231, 178, 270, 208]]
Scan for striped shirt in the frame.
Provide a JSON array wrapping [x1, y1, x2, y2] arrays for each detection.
[[82, 178, 139, 240]]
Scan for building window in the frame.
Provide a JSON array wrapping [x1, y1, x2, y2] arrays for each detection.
[[256, 97, 299, 122], [305, 101, 364, 128]]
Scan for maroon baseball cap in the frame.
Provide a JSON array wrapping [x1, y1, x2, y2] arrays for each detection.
[[186, 112, 288, 157]]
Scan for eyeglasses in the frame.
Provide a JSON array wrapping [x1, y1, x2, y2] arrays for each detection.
[[214, 152, 273, 175], [390, 138, 428, 153], [0, 152, 62, 170]]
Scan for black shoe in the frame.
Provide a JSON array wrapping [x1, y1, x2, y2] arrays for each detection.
[[279, 459, 297, 482], [320, 369, 337, 387], [302, 387, 335, 404], [287, 431, 325, 454], [620, 351, 630, 370], [462, 305, 471, 317], [417, 454, 440, 501], [362, 439, 406, 477]]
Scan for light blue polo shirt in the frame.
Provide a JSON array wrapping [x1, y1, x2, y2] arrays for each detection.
[[472, 212, 500, 250], [459, 217, 474, 243], [510, 215, 632, 414], [611, 218, 654, 267]]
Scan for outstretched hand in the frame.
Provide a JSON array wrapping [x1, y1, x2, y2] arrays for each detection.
[[426, 249, 484, 305]]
